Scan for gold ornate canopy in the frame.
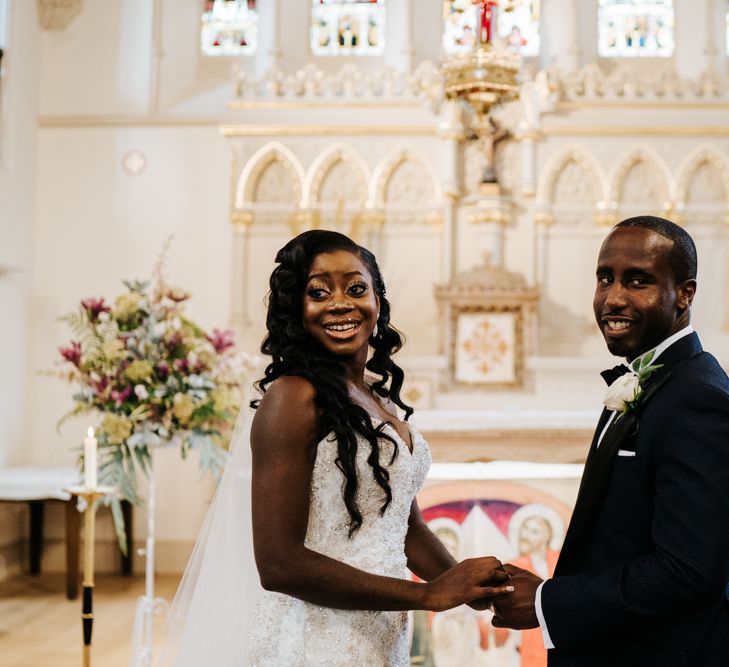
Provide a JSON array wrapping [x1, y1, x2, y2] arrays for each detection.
[[443, 0, 521, 118]]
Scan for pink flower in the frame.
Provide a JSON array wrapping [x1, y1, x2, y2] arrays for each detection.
[[111, 385, 132, 406], [92, 376, 109, 394], [165, 332, 183, 352], [155, 362, 170, 381], [59, 341, 82, 367], [173, 358, 189, 374], [81, 297, 111, 321], [207, 328, 235, 354]]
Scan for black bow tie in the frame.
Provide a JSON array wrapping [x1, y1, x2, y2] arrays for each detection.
[[601, 364, 630, 386]]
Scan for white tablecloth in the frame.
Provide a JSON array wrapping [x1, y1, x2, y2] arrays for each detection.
[[0, 467, 80, 501]]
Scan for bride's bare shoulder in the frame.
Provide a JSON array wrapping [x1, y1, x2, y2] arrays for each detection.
[[251, 376, 319, 447]]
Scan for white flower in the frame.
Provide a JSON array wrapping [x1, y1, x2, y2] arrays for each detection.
[[603, 372, 641, 412], [152, 321, 167, 338], [134, 384, 149, 400]]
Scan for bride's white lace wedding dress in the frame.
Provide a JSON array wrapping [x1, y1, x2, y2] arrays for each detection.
[[249, 421, 431, 667]]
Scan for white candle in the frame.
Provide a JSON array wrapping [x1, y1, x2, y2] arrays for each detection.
[[84, 427, 98, 489]]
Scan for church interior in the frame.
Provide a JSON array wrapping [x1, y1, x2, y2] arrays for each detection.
[[1, 1, 728, 665]]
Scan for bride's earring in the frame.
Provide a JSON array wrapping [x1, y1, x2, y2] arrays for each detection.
[[372, 324, 379, 338]]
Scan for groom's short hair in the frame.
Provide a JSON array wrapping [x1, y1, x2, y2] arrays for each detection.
[[615, 216, 697, 283]]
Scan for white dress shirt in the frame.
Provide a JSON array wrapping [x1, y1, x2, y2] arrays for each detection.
[[534, 324, 694, 650]]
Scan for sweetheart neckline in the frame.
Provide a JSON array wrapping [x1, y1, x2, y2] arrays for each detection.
[[372, 418, 416, 455], [320, 418, 420, 456]]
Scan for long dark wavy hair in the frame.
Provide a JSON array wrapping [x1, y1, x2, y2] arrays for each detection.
[[251, 230, 413, 535]]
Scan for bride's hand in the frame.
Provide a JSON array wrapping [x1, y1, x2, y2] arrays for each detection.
[[423, 557, 513, 612]]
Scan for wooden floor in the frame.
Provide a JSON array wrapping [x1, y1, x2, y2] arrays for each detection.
[[0, 572, 181, 667]]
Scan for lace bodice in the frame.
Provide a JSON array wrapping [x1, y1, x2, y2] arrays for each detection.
[[249, 421, 431, 667]]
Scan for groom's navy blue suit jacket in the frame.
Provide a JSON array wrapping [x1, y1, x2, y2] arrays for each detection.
[[542, 333, 729, 666]]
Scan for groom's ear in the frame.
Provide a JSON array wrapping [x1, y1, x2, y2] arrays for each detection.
[[676, 279, 696, 311]]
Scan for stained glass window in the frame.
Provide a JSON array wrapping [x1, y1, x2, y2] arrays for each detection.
[[201, 0, 258, 57], [498, 0, 540, 56], [598, 0, 674, 58], [442, 1, 540, 57], [310, 0, 386, 57]]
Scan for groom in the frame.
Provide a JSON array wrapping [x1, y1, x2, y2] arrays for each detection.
[[492, 216, 729, 665]]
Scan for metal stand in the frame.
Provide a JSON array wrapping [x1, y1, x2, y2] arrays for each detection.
[[128, 456, 169, 667], [65, 486, 115, 667]]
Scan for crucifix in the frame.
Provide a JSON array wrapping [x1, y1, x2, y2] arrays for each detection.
[[477, 0, 499, 45]]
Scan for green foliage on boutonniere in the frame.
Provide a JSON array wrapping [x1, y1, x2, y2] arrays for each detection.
[[603, 350, 664, 421]]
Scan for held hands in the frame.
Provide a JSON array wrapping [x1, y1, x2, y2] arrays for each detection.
[[491, 564, 542, 630], [424, 557, 514, 612]]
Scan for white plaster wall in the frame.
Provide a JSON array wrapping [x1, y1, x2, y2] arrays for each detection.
[[39, 0, 152, 115], [0, 0, 40, 577], [0, 0, 40, 467]]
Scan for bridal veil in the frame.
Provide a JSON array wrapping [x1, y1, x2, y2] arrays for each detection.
[[158, 403, 261, 666]]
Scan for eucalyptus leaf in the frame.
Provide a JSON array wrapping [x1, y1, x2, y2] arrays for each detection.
[[109, 496, 129, 557]]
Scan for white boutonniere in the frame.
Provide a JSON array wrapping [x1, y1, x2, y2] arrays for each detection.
[[603, 351, 663, 420]]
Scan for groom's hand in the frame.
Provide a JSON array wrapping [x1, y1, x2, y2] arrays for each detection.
[[491, 564, 541, 629], [466, 565, 511, 611]]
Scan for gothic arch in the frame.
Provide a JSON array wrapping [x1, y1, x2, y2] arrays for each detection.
[[236, 142, 305, 207], [537, 146, 606, 206], [609, 147, 672, 208], [372, 150, 440, 206], [306, 144, 370, 206], [676, 146, 729, 207]]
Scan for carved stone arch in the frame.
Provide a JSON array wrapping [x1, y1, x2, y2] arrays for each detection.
[[538, 147, 604, 206], [236, 142, 305, 207], [676, 147, 729, 207], [610, 148, 672, 208], [372, 150, 439, 206], [307, 146, 370, 206]]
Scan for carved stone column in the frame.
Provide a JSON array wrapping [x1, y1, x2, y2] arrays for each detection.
[[360, 210, 386, 264], [545, 0, 581, 71], [257, 0, 281, 72], [534, 211, 554, 290], [701, 0, 725, 83], [230, 211, 254, 327], [674, 0, 707, 79], [469, 205, 511, 268], [385, 0, 414, 72], [438, 101, 465, 281], [516, 123, 539, 197]]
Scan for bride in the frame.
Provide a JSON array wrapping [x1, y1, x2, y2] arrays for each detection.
[[161, 230, 511, 666]]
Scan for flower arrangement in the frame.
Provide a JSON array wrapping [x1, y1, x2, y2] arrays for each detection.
[[602, 351, 663, 420], [51, 247, 257, 550]]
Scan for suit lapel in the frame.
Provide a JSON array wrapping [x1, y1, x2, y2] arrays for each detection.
[[556, 408, 613, 568], [557, 333, 703, 573], [570, 369, 671, 535]]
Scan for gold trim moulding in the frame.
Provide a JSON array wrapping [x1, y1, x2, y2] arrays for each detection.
[[219, 125, 438, 137], [557, 101, 729, 111], [226, 100, 424, 110], [542, 126, 729, 137], [38, 115, 221, 128]]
